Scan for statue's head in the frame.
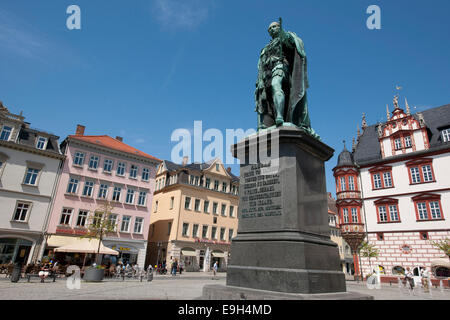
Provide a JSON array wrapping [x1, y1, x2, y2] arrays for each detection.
[[268, 22, 280, 39]]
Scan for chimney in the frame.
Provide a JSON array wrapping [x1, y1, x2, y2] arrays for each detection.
[[182, 156, 189, 166], [116, 136, 123, 142], [76, 124, 85, 136], [227, 167, 232, 174]]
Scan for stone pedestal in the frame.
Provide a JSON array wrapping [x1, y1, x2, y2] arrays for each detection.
[[203, 126, 371, 299]]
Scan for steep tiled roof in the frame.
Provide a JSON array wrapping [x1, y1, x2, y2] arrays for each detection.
[[162, 159, 239, 182], [353, 104, 450, 166], [69, 135, 161, 162]]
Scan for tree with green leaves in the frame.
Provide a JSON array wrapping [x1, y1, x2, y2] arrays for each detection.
[[82, 201, 118, 265], [430, 238, 450, 259], [358, 241, 379, 277]]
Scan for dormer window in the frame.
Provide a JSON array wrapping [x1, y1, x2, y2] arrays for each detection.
[[404, 136, 412, 148], [443, 129, 450, 142], [394, 138, 402, 150], [36, 136, 48, 150], [0, 125, 12, 141]]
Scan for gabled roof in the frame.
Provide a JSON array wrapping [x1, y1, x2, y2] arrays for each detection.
[[161, 159, 240, 182], [353, 104, 450, 166], [68, 135, 161, 162]]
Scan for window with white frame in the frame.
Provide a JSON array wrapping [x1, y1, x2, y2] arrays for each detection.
[[142, 168, 150, 181], [222, 182, 227, 192], [194, 176, 199, 186], [192, 224, 199, 238], [216, 163, 220, 171], [182, 223, 189, 236], [134, 217, 144, 234], [103, 159, 113, 173], [0, 125, 12, 141], [228, 229, 234, 242], [130, 165, 138, 179], [378, 206, 388, 222], [229, 205, 235, 217], [351, 208, 358, 223], [125, 189, 135, 204], [442, 129, 450, 142], [220, 227, 226, 240], [138, 191, 147, 206], [417, 202, 428, 220], [394, 138, 402, 150], [112, 186, 122, 201], [189, 175, 195, 185], [410, 167, 421, 183], [13, 202, 31, 222], [185, 197, 191, 210], [205, 178, 211, 189], [108, 214, 118, 231], [24, 168, 40, 186], [214, 180, 219, 191], [98, 184, 108, 199], [204, 200, 209, 213], [389, 205, 399, 221], [404, 135, 412, 148], [348, 176, 355, 191], [194, 199, 201, 211], [422, 165, 433, 182], [82, 181, 94, 197], [89, 155, 99, 170], [373, 173, 382, 189], [36, 137, 47, 150], [73, 152, 85, 166], [342, 208, 349, 223], [429, 202, 442, 219], [212, 202, 218, 215], [170, 197, 174, 209], [76, 210, 88, 227], [92, 212, 103, 228], [221, 204, 227, 216], [383, 172, 392, 188], [59, 208, 72, 225], [202, 225, 208, 238], [67, 177, 79, 194], [340, 177, 346, 191], [211, 226, 217, 239], [117, 162, 126, 176], [120, 216, 131, 232]]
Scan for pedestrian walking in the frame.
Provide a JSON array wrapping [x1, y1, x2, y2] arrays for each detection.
[[179, 260, 184, 275], [421, 267, 430, 293], [212, 261, 218, 279], [171, 259, 178, 276], [404, 267, 415, 293]]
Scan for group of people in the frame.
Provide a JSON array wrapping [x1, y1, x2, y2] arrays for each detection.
[[169, 259, 185, 276], [403, 267, 431, 293]]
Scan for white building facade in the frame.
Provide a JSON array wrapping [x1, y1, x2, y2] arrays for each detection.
[[0, 102, 64, 264], [335, 99, 450, 280]]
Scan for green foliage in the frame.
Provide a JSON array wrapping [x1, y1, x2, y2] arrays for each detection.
[[358, 241, 379, 258], [430, 238, 450, 257], [82, 201, 117, 241]]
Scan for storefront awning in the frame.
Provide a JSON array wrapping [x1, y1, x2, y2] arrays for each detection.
[[54, 238, 119, 255], [47, 235, 76, 247], [431, 258, 450, 269], [181, 248, 196, 256], [211, 251, 225, 258]]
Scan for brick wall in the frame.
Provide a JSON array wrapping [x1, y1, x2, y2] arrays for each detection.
[[360, 230, 450, 276]]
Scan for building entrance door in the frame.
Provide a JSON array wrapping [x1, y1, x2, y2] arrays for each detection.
[[16, 245, 31, 264]]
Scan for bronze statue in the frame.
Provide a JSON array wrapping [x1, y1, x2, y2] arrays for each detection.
[[255, 19, 318, 138]]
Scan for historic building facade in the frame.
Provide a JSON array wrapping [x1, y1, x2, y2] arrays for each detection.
[[327, 193, 354, 277], [45, 125, 160, 267], [334, 98, 450, 280], [0, 102, 64, 264], [146, 158, 239, 272]]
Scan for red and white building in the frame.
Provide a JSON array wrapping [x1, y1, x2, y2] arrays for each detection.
[[334, 98, 450, 282]]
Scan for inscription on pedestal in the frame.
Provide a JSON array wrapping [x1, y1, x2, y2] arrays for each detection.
[[240, 161, 282, 219]]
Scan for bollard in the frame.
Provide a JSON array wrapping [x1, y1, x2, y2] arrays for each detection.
[[147, 268, 153, 282], [11, 263, 22, 283]]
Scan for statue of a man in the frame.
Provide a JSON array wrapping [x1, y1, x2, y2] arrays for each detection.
[[255, 20, 318, 138]]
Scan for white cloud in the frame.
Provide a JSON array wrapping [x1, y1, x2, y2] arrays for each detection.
[[153, 0, 212, 29]]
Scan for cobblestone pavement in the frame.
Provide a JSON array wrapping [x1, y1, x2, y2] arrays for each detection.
[[0, 274, 448, 300]]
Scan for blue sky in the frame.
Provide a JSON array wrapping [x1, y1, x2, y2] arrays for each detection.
[[1, 0, 449, 196]]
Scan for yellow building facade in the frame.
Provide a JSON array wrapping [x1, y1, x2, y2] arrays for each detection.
[[146, 158, 239, 272]]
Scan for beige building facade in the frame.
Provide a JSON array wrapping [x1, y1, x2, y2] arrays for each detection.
[[146, 158, 239, 272]]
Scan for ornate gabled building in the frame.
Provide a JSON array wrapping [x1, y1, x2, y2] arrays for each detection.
[[0, 102, 64, 264], [334, 97, 450, 282], [146, 158, 239, 272]]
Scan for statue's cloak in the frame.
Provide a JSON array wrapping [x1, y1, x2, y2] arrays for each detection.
[[255, 31, 311, 129]]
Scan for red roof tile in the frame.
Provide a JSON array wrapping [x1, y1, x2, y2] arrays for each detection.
[[69, 135, 161, 162]]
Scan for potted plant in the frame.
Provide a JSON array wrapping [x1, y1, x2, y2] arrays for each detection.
[[82, 201, 117, 282]]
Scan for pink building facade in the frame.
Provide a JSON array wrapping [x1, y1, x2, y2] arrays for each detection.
[[45, 125, 160, 267]]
